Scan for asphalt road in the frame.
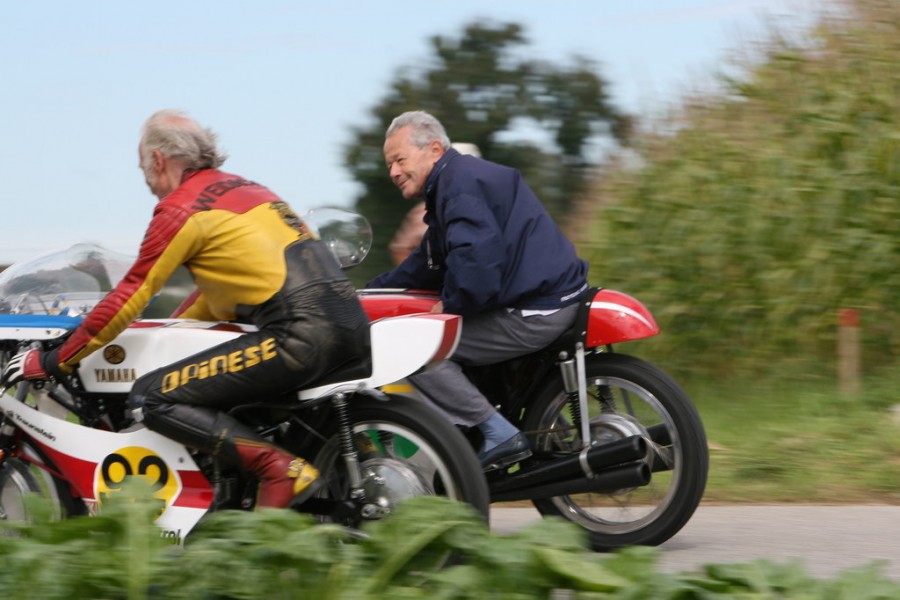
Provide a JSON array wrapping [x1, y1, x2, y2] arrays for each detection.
[[490, 504, 900, 580]]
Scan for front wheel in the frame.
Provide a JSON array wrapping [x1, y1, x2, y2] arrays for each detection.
[[523, 352, 708, 551], [0, 439, 85, 525], [0, 459, 44, 523], [297, 393, 490, 525]]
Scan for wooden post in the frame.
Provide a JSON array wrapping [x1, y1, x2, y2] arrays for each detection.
[[837, 308, 860, 396]]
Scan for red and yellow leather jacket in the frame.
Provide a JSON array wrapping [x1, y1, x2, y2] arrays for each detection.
[[55, 169, 313, 371]]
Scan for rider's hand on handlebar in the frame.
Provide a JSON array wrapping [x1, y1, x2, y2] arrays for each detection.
[[1, 348, 57, 389], [431, 301, 444, 314]]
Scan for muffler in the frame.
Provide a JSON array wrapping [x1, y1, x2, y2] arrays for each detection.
[[488, 435, 648, 498], [646, 423, 671, 446], [491, 460, 650, 502]]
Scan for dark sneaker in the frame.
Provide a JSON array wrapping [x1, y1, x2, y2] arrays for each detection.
[[478, 432, 532, 471]]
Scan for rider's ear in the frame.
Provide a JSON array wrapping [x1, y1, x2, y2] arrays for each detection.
[[151, 149, 166, 172]]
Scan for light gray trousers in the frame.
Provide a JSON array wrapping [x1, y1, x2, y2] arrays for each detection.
[[408, 303, 579, 427]]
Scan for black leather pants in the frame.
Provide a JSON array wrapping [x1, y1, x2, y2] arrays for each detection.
[[130, 245, 370, 461]]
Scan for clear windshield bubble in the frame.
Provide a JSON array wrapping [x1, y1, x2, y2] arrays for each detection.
[[0, 244, 134, 316], [302, 207, 372, 270]]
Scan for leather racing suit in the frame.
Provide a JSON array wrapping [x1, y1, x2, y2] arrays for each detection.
[[50, 168, 370, 501]]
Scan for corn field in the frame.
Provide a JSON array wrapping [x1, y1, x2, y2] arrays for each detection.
[[582, 0, 900, 379]]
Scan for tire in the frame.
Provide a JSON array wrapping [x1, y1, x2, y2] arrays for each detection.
[[523, 352, 708, 551], [299, 393, 490, 524], [0, 458, 44, 524], [0, 439, 86, 525]]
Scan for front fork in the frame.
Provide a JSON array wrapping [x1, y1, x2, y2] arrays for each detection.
[[0, 383, 28, 467], [0, 415, 15, 467]]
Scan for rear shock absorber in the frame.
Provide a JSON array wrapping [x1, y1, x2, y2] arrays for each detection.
[[332, 393, 364, 498], [560, 352, 588, 447]]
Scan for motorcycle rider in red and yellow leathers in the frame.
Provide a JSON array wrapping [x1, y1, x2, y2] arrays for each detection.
[[0, 109, 371, 509]]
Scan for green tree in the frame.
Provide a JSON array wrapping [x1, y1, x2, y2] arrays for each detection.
[[343, 21, 630, 283]]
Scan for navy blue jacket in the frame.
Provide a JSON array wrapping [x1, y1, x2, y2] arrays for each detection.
[[368, 149, 589, 316]]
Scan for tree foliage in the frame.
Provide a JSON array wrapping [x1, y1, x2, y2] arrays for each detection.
[[583, 0, 900, 378], [343, 21, 630, 283]]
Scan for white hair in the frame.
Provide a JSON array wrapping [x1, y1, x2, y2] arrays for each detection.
[[386, 110, 451, 150], [140, 109, 227, 170]]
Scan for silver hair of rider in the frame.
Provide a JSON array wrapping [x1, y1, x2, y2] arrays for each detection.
[[386, 110, 451, 150], [140, 109, 228, 171]]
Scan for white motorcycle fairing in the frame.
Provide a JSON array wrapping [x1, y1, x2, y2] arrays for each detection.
[[0, 394, 211, 541], [74, 314, 461, 396], [0, 312, 461, 542]]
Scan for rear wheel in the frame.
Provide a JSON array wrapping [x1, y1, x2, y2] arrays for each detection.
[[523, 352, 708, 551], [300, 393, 490, 525]]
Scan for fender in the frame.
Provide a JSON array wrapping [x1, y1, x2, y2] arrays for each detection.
[[586, 289, 659, 346]]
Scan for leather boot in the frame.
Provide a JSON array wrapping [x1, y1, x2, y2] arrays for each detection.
[[140, 402, 321, 509], [233, 438, 321, 509]]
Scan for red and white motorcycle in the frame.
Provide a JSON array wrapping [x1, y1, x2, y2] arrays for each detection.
[[0, 210, 489, 541], [361, 276, 709, 551]]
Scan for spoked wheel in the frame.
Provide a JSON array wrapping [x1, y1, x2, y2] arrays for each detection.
[[0, 438, 84, 528], [300, 394, 490, 526], [523, 352, 708, 551], [0, 385, 87, 525], [0, 459, 44, 524]]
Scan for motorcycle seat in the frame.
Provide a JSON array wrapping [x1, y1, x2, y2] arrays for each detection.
[[304, 355, 373, 389], [541, 287, 598, 358]]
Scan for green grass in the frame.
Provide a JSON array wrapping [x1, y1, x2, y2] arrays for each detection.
[[690, 372, 900, 503]]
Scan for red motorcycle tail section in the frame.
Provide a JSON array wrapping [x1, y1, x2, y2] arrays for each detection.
[[358, 287, 659, 348], [586, 289, 659, 346], [359, 289, 440, 321]]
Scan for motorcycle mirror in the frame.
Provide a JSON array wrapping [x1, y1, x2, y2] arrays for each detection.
[[301, 207, 372, 270]]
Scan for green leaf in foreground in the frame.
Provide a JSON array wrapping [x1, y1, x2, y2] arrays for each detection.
[[1, 490, 899, 599]]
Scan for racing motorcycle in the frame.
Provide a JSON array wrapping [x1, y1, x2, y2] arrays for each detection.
[[362, 280, 709, 551], [0, 209, 489, 542]]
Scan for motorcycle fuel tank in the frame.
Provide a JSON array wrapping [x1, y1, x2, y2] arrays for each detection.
[[76, 320, 248, 393]]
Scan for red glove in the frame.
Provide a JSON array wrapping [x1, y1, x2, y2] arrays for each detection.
[[1, 349, 52, 389]]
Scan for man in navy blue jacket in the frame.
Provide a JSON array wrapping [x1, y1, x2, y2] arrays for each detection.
[[368, 110, 589, 470]]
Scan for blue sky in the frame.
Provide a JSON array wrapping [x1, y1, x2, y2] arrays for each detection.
[[0, 0, 816, 265]]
